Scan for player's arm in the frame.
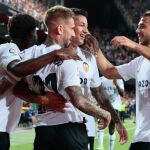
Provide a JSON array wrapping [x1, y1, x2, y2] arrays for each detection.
[[8, 47, 81, 77], [0, 77, 13, 95], [111, 36, 150, 60], [1, 47, 80, 94], [91, 85, 121, 123], [13, 80, 67, 112], [65, 86, 111, 128], [113, 79, 125, 97], [90, 85, 128, 144], [83, 34, 122, 79]]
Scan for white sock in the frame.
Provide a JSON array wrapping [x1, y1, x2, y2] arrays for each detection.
[[109, 133, 116, 150], [97, 129, 104, 146]]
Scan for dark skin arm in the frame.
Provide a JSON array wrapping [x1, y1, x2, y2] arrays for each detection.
[[113, 79, 125, 97], [8, 47, 81, 77], [13, 80, 67, 112], [0, 77, 13, 95], [0, 47, 81, 95], [91, 85, 128, 144], [65, 86, 111, 128]]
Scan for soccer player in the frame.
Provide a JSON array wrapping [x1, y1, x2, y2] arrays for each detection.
[[15, 6, 128, 150], [14, 6, 111, 150], [85, 10, 150, 150], [0, 12, 80, 150]]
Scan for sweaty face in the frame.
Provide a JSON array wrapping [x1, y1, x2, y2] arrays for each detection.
[[136, 16, 150, 46], [72, 15, 88, 46], [62, 18, 75, 47]]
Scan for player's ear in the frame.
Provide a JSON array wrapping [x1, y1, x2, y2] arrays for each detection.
[[56, 24, 63, 35]]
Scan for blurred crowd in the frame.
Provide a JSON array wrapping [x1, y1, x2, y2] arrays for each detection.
[[0, 0, 48, 22], [0, 0, 148, 65], [91, 27, 139, 65], [115, 0, 150, 30]]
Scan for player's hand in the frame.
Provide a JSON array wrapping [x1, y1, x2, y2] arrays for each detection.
[[41, 91, 69, 113], [54, 45, 81, 61], [111, 36, 137, 50], [81, 34, 100, 56], [115, 122, 128, 144], [0, 77, 13, 95], [98, 108, 111, 129], [97, 118, 108, 130], [113, 79, 117, 86]]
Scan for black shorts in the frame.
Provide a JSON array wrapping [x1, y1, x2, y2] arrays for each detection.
[[0, 132, 10, 150], [34, 122, 89, 150], [129, 142, 150, 150]]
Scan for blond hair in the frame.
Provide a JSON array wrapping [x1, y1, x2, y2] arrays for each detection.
[[44, 5, 74, 27]]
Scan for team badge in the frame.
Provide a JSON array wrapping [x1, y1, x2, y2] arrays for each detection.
[[83, 62, 89, 73], [54, 60, 63, 66]]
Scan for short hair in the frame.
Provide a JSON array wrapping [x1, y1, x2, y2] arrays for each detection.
[[8, 13, 36, 39], [71, 8, 88, 18], [143, 10, 150, 17], [44, 5, 74, 27]]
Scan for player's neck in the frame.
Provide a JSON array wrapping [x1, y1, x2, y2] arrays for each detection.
[[44, 36, 57, 47]]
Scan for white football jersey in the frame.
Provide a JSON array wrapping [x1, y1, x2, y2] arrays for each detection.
[[117, 56, 150, 143], [0, 43, 21, 82], [25, 45, 101, 126], [100, 76, 124, 110], [19, 44, 46, 60], [0, 43, 22, 134]]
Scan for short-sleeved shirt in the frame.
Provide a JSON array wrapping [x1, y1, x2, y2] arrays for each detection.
[[0, 43, 22, 134], [0, 43, 21, 82], [117, 56, 150, 143], [23, 45, 101, 127]]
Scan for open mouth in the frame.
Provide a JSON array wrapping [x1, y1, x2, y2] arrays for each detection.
[[80, 34, 86, 39]]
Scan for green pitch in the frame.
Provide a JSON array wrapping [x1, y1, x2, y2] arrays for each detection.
[[10, 119, 135, 150]]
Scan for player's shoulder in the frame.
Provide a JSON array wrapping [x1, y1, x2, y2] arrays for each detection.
[[0, 42, 20, 56], [45, 44, 61, 53], [100, 76, 108, 81], [0, 42, 18, 50]]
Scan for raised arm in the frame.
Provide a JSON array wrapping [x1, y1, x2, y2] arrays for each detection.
[[65, 86, 111, 129], [83, 34, 122, 79], [90, 85, 128, 144], [96, 50, 122, 79], [111, 36, 150, 60]]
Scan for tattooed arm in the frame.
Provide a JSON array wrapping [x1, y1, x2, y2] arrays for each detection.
[[91, 85, 120, 123], [65, 86, 111, 128], [90, 85, 128, 144]]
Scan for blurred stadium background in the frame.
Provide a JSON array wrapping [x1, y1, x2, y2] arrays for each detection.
[[1, 0, 148, 149]]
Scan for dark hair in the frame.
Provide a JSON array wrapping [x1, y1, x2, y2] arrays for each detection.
[[143, 10, 150, 17], [7, 13, 36, 39], [44, 5, 74, 27], [71, 8, 88, 17]]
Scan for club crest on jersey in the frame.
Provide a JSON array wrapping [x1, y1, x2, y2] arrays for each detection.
[[54, 60, 63, 66], [83, 62, 89, 73], [9, 48, 17, 55]]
